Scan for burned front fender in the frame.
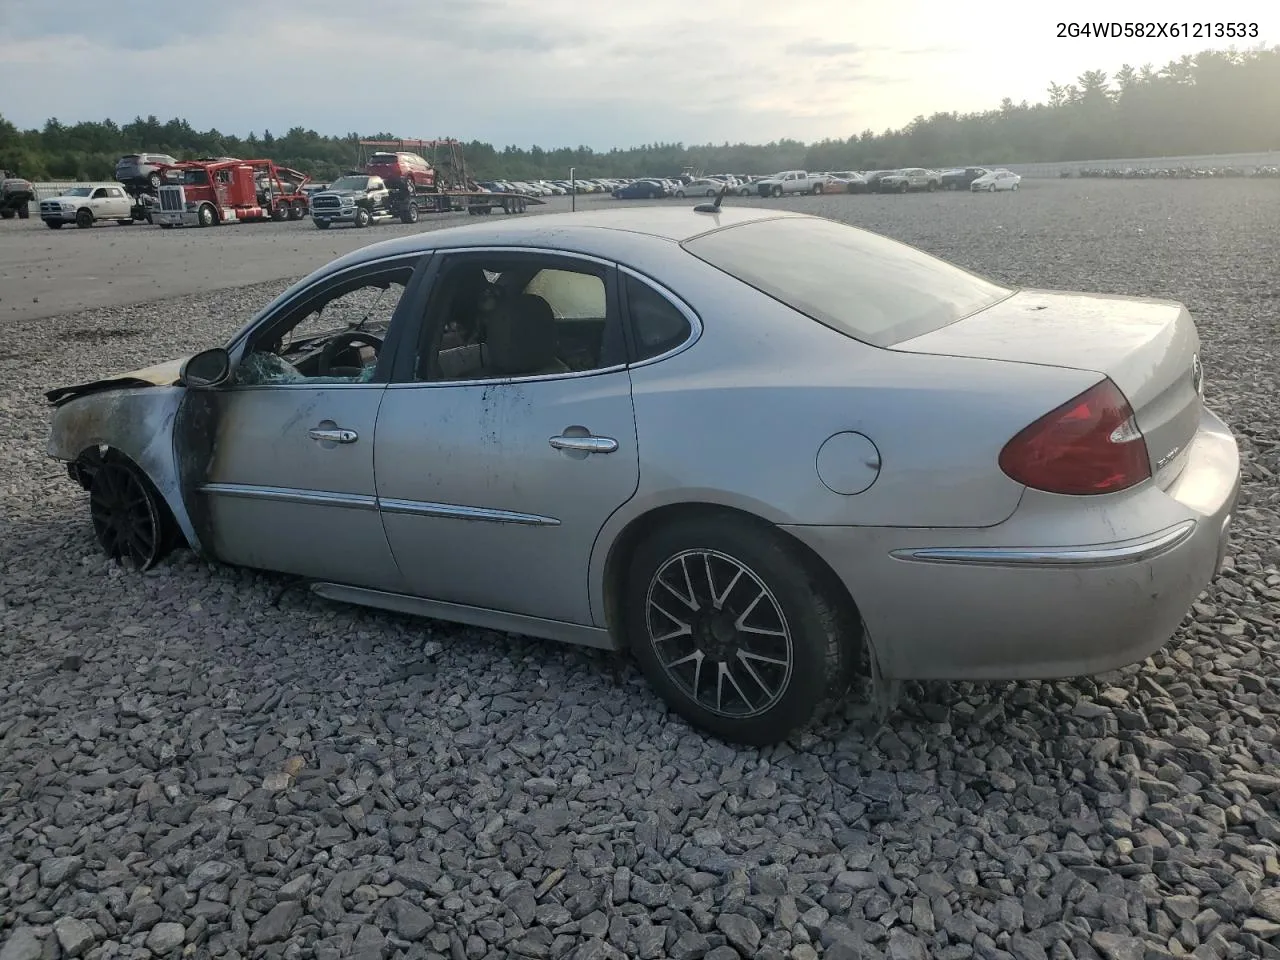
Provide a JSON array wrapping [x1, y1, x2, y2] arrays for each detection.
[[46, 386, 205, 553]]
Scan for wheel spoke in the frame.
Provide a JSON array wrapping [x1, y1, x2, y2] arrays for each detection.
[[650, 620, 692, 643], [658, 558, 699, 611], [736, 651, 777, 698], [711, 563, 742, 610], [740, 650, 788, 667], [720, 661, 753, 711], [733, 589, 767, 630]]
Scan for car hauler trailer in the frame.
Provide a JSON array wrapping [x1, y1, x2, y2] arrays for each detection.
[[309, 138, 543, 228], [152, 159, 311, 228]]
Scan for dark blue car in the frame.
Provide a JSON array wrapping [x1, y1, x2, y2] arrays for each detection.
[[612, 180, 666, 200]]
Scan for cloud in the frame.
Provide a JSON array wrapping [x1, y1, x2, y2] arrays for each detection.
[[785, 40, 865, 57], [0, 0, 1271, 149]]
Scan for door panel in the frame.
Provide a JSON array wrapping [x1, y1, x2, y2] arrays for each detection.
[[189, 384, 404, 589], [374, 373, 638, 624]]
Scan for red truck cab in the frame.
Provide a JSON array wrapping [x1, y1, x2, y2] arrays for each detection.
[[153, 160, 310, 227], [365, 151, 435, 192]]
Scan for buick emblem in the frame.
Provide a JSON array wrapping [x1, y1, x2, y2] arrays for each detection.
[[1191, 354, 1204, 397]]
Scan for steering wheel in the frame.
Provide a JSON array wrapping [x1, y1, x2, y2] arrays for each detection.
[[317, 331, 384, 377]]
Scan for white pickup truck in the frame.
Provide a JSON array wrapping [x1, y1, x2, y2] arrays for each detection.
[[753, 170, 829, 197], [39, 183, 138, 229]]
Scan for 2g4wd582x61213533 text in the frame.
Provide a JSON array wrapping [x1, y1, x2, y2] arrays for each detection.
[[1056, 21, 1260, 38]]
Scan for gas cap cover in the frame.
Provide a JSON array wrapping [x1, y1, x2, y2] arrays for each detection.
[[816, 431, 881, 495]]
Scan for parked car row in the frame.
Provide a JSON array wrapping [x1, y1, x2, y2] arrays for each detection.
[[607, 167, 1024, 200], [1072, 165, 1280, 179]]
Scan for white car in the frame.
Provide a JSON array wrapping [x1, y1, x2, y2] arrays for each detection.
[[970, 170, 1022, 192], [39, 184, 137, 229]]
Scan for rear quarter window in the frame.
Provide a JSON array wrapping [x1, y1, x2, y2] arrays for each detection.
[[682, 217, 1011, 347]]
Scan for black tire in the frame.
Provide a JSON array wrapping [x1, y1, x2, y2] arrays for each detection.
[[75, 208, 94, 229], [401, 202, 420, 224], [898, 181, 908, 193], [149, 172, 161, 190], [813, 183, 824, 194], [927, 181, 937, 192], [0, 209, 13, 219], [772, 185, 783, 198], [676, 190, 686, 198], [197, 204, 216, 227], [354, 207, 371, 228], [86, 453, 177, 570], [18, 206, 30, 219], [271, 203, 288, 221], [624, 515, 857, 745]]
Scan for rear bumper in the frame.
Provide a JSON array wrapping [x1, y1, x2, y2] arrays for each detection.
[[783, 405, 1241, 681]]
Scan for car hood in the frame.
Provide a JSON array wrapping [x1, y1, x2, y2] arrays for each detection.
[[46, 355, 189, 405], [315, 189, 363, 198]]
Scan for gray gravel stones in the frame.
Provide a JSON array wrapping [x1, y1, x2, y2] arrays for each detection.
[[2, 179, 1280, 960]]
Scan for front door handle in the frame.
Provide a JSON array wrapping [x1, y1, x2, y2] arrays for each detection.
[[309, 427, 358, 444], [549, 435, 618, 454]]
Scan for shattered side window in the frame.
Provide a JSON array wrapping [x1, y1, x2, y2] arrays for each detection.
[[233, 352, 308, 386], [287, 281, 408, 345]]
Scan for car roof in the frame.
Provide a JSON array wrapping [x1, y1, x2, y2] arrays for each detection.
[[323, 206, 811, 273]]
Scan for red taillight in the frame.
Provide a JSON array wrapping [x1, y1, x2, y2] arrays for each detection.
[[998, 378, 1151, 495]]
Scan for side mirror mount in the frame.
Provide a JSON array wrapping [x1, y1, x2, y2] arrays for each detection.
[[180, 347, 232, 388]]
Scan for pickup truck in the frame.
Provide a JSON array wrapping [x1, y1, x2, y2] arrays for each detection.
[[754, 170, 828, 197], [876, 168, 941, 193], [309, 173, 395, 228], [39, 183, 138, 228], [0, 169, 36, 220]]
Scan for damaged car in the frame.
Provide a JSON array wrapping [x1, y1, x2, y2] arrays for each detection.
[[45, 206, 1240, 745]]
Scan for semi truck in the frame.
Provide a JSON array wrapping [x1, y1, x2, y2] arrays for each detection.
[[152, 159, 311, 228]]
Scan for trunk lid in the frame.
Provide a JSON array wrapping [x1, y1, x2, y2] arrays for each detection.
[[892, 289, 1203, 485]]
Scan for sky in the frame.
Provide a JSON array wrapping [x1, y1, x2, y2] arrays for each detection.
[[0, 0, 1272, 149]]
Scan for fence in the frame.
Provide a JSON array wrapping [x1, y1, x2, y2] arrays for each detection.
[[985, 151, 1280, 178]]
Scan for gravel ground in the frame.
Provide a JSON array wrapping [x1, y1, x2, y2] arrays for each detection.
[[2, 178, 1280, 960]]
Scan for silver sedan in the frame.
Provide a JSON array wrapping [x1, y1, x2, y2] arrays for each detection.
[[44, 207, 1241, 745]]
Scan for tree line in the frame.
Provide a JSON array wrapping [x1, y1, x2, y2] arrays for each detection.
[[1, 44, 1276, 183]]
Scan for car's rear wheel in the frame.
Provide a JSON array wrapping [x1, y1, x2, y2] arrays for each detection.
[[87, 454, 175, 570], [625, 515, 856, 745]]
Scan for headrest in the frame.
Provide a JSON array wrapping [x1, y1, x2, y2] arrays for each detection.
[[485, 294, 557, 375]]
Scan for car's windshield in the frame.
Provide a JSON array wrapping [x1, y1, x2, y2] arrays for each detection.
[[180, 170, 209, 185], [62, 188, 93, 197], [329, 176, 370, 191], [683, 216, 1013, 348]]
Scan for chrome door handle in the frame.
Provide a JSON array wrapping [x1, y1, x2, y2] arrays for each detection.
[[549, 435, 618, 454], [309, 427, 358, 444]]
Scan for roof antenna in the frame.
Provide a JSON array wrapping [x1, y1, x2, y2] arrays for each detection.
[[693, 183, 729, 214]]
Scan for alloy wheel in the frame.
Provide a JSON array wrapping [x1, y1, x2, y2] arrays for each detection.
[[89, 460, 164, 569], [645, 549, 794, 719]]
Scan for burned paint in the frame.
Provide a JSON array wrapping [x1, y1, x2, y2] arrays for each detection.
[[46, 356, 191, 405], [46, 385, 205, 553]]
